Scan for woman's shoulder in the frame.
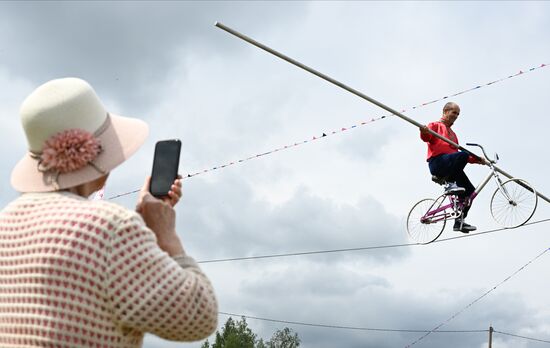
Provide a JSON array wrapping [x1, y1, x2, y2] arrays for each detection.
[[4, 191, 139, 225], [75, 194, 140, 225]]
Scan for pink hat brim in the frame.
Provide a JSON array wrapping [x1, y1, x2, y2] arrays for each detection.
[[11, 113, 149, 193]]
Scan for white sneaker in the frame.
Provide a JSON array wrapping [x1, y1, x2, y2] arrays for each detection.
[[444, 182, 465, 195]]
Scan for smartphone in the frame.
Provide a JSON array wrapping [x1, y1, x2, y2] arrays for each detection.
[[150, 139, 181, 197]]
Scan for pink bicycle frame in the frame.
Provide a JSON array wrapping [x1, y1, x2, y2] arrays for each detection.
[[421, 170, 493, 224]]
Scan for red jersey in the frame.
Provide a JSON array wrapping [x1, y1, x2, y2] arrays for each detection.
[[420, 121, 478, 163]]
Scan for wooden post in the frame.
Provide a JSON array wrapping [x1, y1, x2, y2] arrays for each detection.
[[488, 326, 493, 348]]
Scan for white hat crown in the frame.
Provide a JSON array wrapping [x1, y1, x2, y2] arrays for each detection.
[[20, 78, 107, 153], [12, 77, 149, 192]]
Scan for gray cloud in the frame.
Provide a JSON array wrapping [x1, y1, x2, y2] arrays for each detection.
[[177, 172, 408, 264], [0, 1, 307, 113], [0, 72, 32, 202], [227, 261, 542, 348], [2, 3, 550, 348]]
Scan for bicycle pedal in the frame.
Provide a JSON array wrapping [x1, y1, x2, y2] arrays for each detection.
[[450, 211, 462, 219]]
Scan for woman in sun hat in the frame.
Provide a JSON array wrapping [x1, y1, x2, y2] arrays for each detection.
[[0, 78, 218, 346]]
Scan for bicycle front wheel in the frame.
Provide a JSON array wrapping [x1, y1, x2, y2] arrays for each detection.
[[490, 178, 538, 228], [407, 198, 447, 244]]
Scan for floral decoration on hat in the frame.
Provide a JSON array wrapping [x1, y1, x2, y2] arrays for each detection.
[[39, 129, 102, 174]]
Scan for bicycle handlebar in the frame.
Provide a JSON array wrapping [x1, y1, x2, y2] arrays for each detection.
[[465, 143, 496, 163]]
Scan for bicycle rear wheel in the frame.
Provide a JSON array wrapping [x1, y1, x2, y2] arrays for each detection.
[[490, 178, 538, 228], [407, 198, 447, 244]]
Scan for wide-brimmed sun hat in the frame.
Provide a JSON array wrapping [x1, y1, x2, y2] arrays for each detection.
[[11, 77, 149, 192]]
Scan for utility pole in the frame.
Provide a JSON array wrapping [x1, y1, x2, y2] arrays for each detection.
[[488, 326, 494, 348]]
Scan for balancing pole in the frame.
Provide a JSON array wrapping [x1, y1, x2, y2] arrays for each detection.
[[215, 22, 550, 204]]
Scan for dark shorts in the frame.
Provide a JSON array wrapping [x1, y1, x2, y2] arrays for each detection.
[[428, 152, 474, 197]]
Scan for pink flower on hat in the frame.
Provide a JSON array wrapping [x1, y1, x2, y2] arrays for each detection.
[[41, 129, 102, 174]]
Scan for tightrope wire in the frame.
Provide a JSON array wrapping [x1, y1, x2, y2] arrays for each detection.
[[494, 330, 550, 344], [107, 63, 548, 201], [218, 312, 550, 344], [404, 247, 550, 347], [196, 217, 550, 264], [218, 311, 488, 333], [218, 311, 550, 343]]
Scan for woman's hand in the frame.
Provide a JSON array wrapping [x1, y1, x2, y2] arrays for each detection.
[[164, 175, 183, 207], [136, 176, 184, 256]]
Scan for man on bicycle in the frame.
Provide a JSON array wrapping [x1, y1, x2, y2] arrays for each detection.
[[420, 102, 486, 233]]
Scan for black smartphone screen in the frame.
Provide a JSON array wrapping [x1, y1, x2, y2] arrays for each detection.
[[150, 139, 181, 197]]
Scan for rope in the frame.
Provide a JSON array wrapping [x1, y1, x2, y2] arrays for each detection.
[[218, 311, 488, 333], [404, 248, 550, 347], [107, 63, 548, 200], [196, 218, 550, 264], [494, 330, 550, 344]]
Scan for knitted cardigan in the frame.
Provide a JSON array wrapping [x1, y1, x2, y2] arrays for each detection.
[[0, 192, 218, 347]]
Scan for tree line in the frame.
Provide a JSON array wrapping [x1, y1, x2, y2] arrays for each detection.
[[201, 316, 301, 348]]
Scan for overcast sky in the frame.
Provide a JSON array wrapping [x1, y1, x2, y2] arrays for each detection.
[[1, 2, 550, 348]]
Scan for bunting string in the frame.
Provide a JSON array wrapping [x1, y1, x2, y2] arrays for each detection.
[[108, 63, 547, 200]]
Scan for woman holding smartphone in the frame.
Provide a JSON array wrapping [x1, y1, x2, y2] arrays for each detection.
[[0, 78, 218, 346]]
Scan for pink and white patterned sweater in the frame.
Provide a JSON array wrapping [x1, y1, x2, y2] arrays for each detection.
[[0, 191, 218, 347]]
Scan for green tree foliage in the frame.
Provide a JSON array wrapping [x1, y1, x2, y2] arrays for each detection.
[[201, 317, 300, 348], [267, 327, 301, 348]]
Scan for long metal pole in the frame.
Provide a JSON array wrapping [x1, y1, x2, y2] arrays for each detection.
[[215, 22, 550, 204], [488, 326, 493, 348], [215, 22, 473, 156]]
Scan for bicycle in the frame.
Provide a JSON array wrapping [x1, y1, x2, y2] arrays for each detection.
[[407, 143, 538, 244]]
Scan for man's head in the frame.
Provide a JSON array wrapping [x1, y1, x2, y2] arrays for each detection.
[[441, 102, 460, 127]]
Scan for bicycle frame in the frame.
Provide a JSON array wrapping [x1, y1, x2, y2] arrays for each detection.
[[408, 144, 538, 243], [421, 166, 503, 224]]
